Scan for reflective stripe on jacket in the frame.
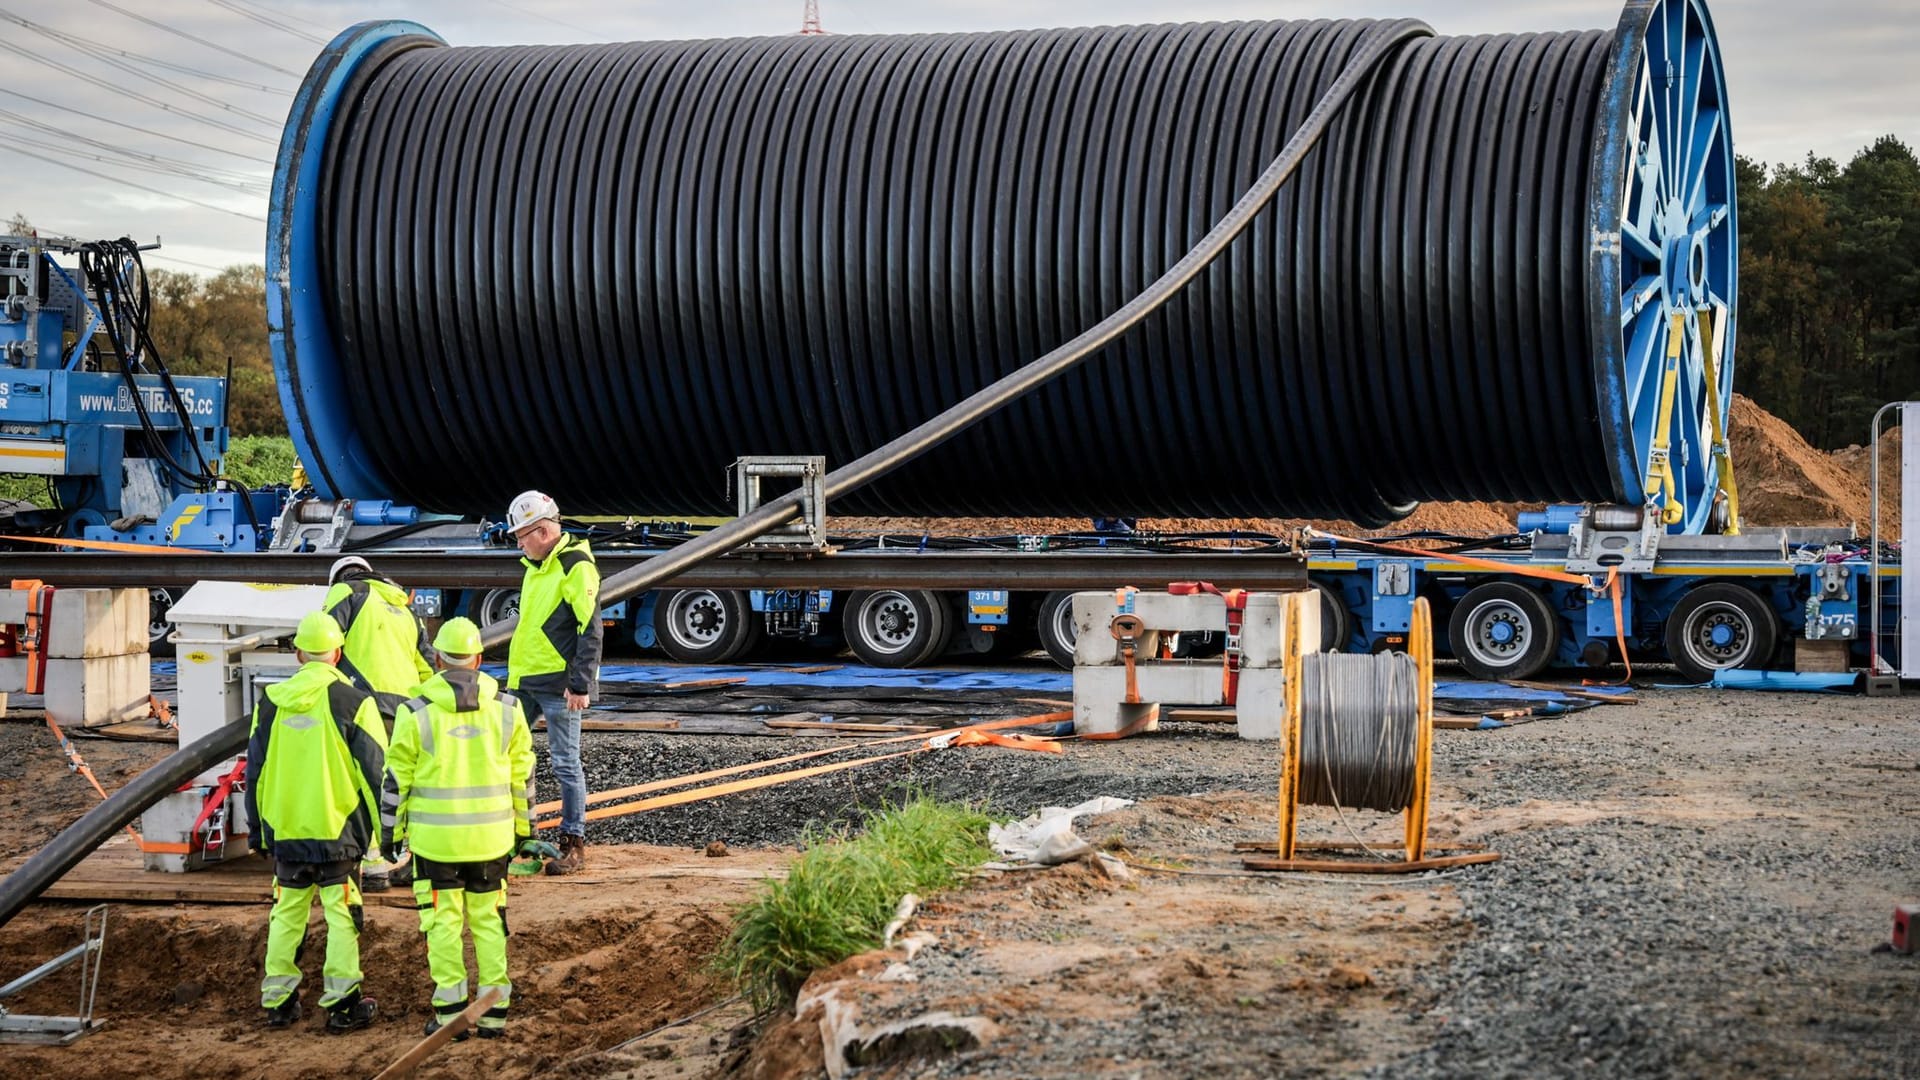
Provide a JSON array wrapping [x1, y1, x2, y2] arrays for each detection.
[[382, 668, 535, 863]]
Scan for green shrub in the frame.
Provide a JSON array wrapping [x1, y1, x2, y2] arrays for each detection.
[[221, 434, 298, 490], [713, 796, 994, 1011]]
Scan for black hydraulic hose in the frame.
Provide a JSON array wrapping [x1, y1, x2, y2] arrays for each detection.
[[0, 720, 247, 930], [480, 19, 1432, 650]]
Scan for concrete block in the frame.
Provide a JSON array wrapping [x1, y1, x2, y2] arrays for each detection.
[[0, 653, 151, 727], [1236, 668, 1288, 740], [1073, 662, 1222, 735], [1072, 591, 1220, 666], [1238, 591, 1320, 669], [0, 587, 148, 658]]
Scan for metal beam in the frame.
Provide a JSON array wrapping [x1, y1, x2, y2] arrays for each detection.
[[3, 550, 1306, 591]]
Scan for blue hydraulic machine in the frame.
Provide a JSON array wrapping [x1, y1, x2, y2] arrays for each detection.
[[0, 233, 273, 551]]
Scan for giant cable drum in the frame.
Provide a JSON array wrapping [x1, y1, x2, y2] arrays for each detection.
[[268, 0, 1736, 531]]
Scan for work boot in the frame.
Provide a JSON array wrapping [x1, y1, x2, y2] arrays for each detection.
[[362, 871, 390, 894], [545, 834, 586, 876], [263, 997, 302, 1029], [326, 993, 378, 1034], [424, 1015, 470, 1043]]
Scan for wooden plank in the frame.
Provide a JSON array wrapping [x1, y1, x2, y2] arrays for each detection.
[[1434, 717, 1489, 730], [1240, 851, 1502, 873], [663, 677, 749, 691], [372, 987, 503, 1080], [578, 719, 680, 732], [1164, 708, 1237, 724], [782, 664, 842, 675], [1504, 680, 1640, 705], [1234, 840, 1487, 854], [762, 720, 932, 734]]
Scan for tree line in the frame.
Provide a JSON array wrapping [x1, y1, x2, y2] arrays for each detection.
[[1736, 135, 1919, 448]]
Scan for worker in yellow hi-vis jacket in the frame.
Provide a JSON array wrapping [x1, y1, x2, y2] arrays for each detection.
[[381, 616, 538, 1039], [245, 610, 386, 1034]]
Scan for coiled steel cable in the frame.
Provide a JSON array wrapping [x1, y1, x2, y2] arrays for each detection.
[[1296, 650, 1421, 813], [312, 17, 1619, 523]]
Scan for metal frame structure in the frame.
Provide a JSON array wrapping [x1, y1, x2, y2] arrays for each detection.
[[0, 904, 108, 1045]]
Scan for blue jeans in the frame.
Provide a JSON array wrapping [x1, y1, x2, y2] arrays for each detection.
[[530, 691, 586, 838]]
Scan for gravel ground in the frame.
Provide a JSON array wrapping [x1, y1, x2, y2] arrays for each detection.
[[543, 669, 1920, 1078], [1375, 688, 1920, 1079], [535, 719, 1272, 849]]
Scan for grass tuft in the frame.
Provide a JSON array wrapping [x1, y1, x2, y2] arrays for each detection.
[[713, 796, 994, 1011]]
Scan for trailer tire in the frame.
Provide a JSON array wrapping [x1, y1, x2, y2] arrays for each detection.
[[654, 588, 761, 664], [476, 588, 521, 631], [1664, 583, 1779, 683], [1036, 590, 1079, 670], [1447, 582, 1560, 681], [845, 590, 952, 668], [1311, 579, 1355, 653]]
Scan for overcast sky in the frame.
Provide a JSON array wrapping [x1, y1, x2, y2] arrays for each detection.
[[2, 0, 1912, 275]]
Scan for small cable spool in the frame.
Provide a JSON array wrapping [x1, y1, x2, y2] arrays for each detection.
[[1276, 594, 1435, 863]]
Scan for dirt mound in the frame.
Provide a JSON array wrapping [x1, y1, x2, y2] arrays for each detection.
[[0, 847, 777, 1080], [1727, 394, 1872, 532], [1825, 422, 1903, 538], [833, 397, 1901, 541]]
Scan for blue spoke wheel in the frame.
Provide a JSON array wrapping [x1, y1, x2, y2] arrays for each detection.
[[1592, 0, 1738, 534]]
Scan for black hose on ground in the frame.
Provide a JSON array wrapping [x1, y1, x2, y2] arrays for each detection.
[[0, 721, 247, 930], [481, 19, 1433, 650]]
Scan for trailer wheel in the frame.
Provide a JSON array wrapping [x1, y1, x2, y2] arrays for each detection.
[[476, 587, 521, 630], [1664, 583, 1778, 683], [1310, 579, 1355, 653], [1447, 582, 1560, 680], [845, 589, 952, 668], [148, 587, 180, 657], [1036, 590, 1079, 670], [654, 588, 761, 664]]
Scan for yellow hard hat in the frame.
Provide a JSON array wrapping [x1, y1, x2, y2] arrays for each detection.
[[293, 610, 346, 653], [433, 616, 484, 657]]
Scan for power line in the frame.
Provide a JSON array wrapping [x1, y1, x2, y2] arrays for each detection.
[[145, 251, 243, 275], [3, 130, 270, 198], [204, 0, 327, 46], [0, 10, 290, 127], [10, 145, 267, 223], [79, 0, 302, 78], [0, 7, 291, 97], [0, 119, 271, 195], [4, 89, 267, 164], [0, 109, 271, 186], [214, 0, 333, 35], [0, 37, 277, 145], [481, 0, 607, 42]]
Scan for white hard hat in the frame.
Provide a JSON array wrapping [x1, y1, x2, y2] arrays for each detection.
[[507, 490, 560, 535], [328, 555, 374, 583]]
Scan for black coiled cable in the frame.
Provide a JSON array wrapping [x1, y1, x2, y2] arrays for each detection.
[[316, 19, 1616, 523]]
